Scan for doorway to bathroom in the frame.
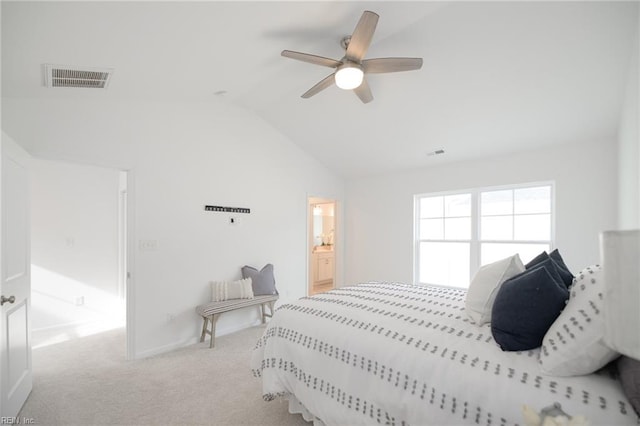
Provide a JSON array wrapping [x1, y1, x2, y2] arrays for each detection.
[[308, 197, 336, 295]]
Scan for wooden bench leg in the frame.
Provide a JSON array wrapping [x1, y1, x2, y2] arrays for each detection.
[[261, 301, 276, 324], [200, 316, 209, 343], [209, 314, 219, 348]]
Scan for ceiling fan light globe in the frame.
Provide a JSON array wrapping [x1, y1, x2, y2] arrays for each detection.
[[335, 65, 364, 90]]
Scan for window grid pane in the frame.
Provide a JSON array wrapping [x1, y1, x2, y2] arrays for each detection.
[[419, 242, 470, 288], [420, 196, 444, 219], [514, 186, 551, 214], [481, 190, 513, 216], [513, 214, 551, 241], [420, 218, 444, 240], [444, 217, 471, 240], [444, 194, 471, 217], [480, 215, 513, 240]]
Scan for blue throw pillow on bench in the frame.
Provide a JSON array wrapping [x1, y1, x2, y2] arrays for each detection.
[[491, 264, 569, 351]]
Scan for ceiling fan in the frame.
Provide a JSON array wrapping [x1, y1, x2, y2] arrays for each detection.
[[281, 10, 423, 104]]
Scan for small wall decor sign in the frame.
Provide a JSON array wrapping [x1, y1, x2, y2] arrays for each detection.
[[204, 205, 251, 214]]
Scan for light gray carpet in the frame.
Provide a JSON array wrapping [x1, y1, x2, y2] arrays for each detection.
[[19, 325, 309, 425]]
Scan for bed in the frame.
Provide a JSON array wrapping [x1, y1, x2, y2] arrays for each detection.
[[250, 282, 639, 425]]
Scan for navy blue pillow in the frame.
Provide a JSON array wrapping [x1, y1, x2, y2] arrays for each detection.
[[491, 265, 569, 351], [525, 251, 573, 289], [549, 249, 574, 286], [525, 251, 549, 268], [528, 258, 565, 287]]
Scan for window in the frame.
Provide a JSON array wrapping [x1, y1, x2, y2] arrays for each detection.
[[415, 182, 553, 288]]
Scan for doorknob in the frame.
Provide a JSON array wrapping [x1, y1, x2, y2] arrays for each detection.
[[1, 295, 15, 306]]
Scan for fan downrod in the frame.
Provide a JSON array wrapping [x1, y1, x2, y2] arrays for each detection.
[[340, 36, 352, 50]]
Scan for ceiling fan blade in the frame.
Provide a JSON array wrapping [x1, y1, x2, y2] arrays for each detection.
[[301, 73, 336, 98], [362, 57, 423, 74], [282, 50, 341, 68], [346, 11, 379, 62], [353, 78, 373, 104]]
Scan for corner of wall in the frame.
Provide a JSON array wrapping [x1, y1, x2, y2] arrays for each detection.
[[617, 21, 640, 229]]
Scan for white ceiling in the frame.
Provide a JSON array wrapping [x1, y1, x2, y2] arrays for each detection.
[[2, 1, 638, 178]]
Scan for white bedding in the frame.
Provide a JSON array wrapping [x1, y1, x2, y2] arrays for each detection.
[[251, 282, 639, 425]]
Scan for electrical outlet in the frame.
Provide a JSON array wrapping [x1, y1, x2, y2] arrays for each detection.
[[75, 296, 84, 306], [166, 313, 175, 322], [139, 239, 158, 251]]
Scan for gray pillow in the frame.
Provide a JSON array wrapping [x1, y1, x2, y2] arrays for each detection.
[[241, 264, 278, 296], [618, 356, 640, 416]]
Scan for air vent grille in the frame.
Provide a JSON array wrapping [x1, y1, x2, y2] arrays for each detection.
[[44, 64, 113, 89], [427, 149, 445, 156]]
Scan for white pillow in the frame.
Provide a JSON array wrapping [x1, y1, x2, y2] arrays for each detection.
[[539, 264, 619, 376], [465, 254, 525, 325], [210, 277, 254, 302]]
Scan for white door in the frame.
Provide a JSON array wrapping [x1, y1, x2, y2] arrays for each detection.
[[0, 134, 32, 418]]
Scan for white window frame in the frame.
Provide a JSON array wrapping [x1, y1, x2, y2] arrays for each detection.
[[413, 181, 555, 287]]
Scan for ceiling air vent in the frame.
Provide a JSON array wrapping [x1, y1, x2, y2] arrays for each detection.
[[427, 149, 445, 157], [44, 64, 114, 89]]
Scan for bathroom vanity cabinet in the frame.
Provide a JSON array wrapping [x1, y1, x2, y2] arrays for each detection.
[[316, 251, 334, 283]]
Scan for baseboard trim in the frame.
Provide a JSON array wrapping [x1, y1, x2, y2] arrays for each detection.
[[134, 319, 264, 359], [135, 336, 200, 359], [214, 318, 264, 339], [33, 320, 89, 333]]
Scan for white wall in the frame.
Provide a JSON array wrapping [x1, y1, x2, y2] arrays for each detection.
[[344, 139, 618, 285], [618, 22, 640, 230], [30, 159, 122, 337], [2, 98, 345, 358]]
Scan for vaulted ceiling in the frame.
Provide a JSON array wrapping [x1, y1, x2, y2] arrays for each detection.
[[2, 1, 638, 177]]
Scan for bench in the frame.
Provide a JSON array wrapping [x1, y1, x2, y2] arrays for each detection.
[[195, 294, 279, 348]]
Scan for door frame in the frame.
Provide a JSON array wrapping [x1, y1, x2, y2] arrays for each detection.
[[306, 195, 340, 296], [124, 169, 136, 361], [28, 161, 137, 361]]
